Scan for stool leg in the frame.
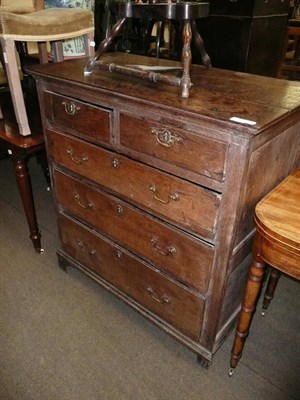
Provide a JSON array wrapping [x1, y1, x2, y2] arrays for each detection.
[[181, 21, 192, 99], [262, 268, 281, 315], [11, 149, 43, 253], [155, 21, 163, 59], [191, 20, 211, 68], [84, 18, 127, 75], [0, 38, 31, 136], [229, 233, 266, 376]]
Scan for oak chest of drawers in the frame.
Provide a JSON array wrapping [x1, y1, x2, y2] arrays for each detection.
[[30, 53, 300, 367]]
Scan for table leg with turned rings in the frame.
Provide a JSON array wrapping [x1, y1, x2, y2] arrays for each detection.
[[229, 169, 300, 376]]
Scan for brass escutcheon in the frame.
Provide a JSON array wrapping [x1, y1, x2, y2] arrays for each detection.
[[62, 101, 80, 115], [115, 250, 123, 259], [116, 204, 123, 214], [111, 158, 119, 168], [151, 127, 182, 148]]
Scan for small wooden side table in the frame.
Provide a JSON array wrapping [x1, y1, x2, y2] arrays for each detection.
[[0, 102, 47, 253], [229, 169, 300, 376]]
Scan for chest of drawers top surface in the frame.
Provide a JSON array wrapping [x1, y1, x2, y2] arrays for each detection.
[[29, 53, 300, 136]]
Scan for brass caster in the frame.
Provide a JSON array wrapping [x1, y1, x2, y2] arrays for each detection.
[[228, 367, 235, 377], [40, 248, 44, 254], [262, 310, 266, 316]]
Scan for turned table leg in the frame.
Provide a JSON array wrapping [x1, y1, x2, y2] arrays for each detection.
[[11, 150, 43, 253], [229, 234, 266, 376], [262, 268, 281, 315]]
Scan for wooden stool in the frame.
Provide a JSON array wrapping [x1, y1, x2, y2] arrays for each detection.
[[229, 169, 300, 376], [84, 1, 211, 98]]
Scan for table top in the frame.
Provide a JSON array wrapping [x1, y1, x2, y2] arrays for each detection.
[[28, 52, 300, 136], [255, 169, 300, 252]]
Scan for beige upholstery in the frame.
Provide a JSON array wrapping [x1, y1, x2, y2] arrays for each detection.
[[0, 5, 95, 136], [0, 0, 44, 12], [0, 6, 35, 14], [0, 8, 94, 41], [0, 0, 35, 14]]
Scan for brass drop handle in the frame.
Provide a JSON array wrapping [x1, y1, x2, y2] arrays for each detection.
[[77, 240, 96, 256], [151, 127, 182, 148], [62, 100, 80, 115], [74, 193, 93, 209], [145, 286, 170, 304], [149, 184, 179, 204], [66, 148, 88, 165], [150, 237, 176, 256]]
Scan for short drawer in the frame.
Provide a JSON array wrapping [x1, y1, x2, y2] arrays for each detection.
[[120, 113, 226, 182], [59, 213, 204, 340], [48, 130, 220, 240], [54, 170, 214, 293], [44, 92, 112, 143]]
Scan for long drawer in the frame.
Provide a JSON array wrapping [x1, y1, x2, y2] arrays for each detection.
[[120, 113, 227, 182], [44, 92, 112, 143], [59, 213, 205, 340], [54, 169, 214, 293], [47, 130, 221, 240]]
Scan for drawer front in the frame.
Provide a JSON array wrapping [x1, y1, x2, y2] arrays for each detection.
[[44, 92, 112, 142], [48, 130, 220, 240], [209, 0, 289, 16], [120, 113, 226, 182], [59, 213, 204, 340], [54, 170, 214, 293]]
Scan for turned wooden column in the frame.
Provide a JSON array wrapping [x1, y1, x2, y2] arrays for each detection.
[[11, 149, 42, 253], [0, 120, 46, 253], [229, 234, 266, 373]]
